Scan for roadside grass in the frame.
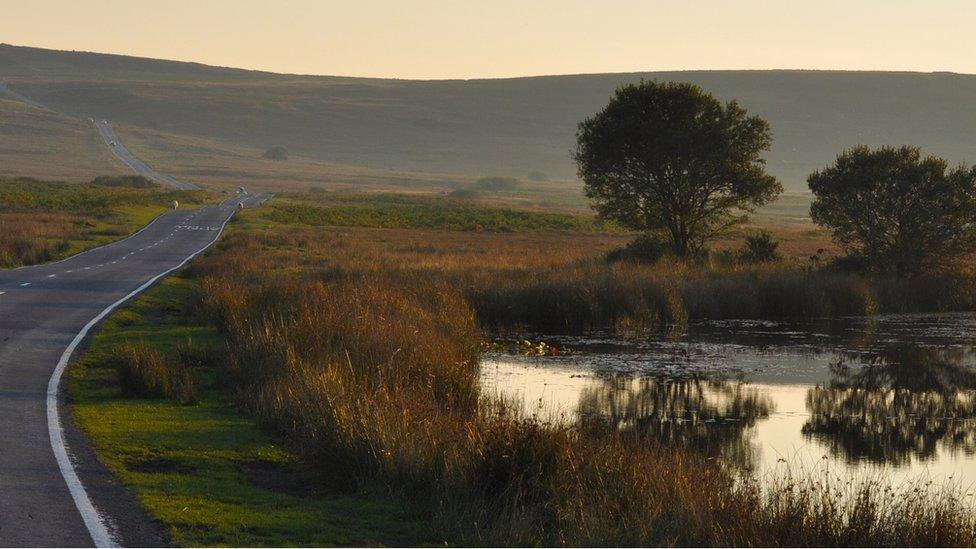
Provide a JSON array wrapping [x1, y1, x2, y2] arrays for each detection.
[[67, 277, 430, 547], [0, 177, 207, 268], [67, 194, 976, 546]]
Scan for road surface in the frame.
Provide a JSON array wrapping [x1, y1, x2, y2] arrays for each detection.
[[0, 81, 48, 110], [94, 121, 199, 190], [0, 193, 269, 546]]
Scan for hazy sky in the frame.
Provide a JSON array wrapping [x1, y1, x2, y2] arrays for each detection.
[[2, 0, 974, 79]]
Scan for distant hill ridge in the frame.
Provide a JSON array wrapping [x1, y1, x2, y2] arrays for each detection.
[[3, 43, 976, 188]]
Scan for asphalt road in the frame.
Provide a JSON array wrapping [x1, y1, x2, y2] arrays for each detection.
[[94, 120, 199, 190], [0, 81, 48, 110], [0, 193, 268, 546]]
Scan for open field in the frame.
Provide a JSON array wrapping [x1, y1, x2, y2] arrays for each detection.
[[0, 176, 205, 267], [65, 192, 976, 545], [5, 44, 976, 191], [0, 96, 118, 181]]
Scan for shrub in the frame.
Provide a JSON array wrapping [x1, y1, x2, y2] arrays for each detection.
[[90, 175, 157, 188], [262, 146, 289, 161], [449, 188, 480, 199], [739, 230, 781, 263], [605, 233, 671, 264]]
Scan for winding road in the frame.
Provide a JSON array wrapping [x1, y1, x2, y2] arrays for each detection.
[[0, 193, 269, 546], [94, 120, 199, 190]]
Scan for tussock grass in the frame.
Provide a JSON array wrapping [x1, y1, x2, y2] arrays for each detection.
[[182, 228, 976, 546], [109, 344, 199, 404]]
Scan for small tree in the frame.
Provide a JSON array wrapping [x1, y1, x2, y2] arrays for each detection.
[[809, 145, 976, 274], [575, 81, 781, 256]]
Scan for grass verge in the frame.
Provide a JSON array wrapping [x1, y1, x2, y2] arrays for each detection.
[[67, 276, 431, 546], [0, 176, 207, 268]]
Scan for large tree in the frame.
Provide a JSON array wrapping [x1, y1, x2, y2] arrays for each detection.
[[809, 145, 976, 274], [574, 81, 781, 256]]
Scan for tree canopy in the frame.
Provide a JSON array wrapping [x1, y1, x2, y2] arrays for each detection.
[[809, 145, 976, 274], [574, 81, 781, 256]]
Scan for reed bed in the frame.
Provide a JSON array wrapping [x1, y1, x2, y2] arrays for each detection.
[[180, 228, 976, 546]]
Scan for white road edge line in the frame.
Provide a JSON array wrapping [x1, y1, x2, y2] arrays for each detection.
[[6, 212, 168, 273], [47, 202, 242, 548]]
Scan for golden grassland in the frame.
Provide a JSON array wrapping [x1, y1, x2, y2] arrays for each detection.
[[179, 211, 976, 545], [67, 192, 976, 545], [0, 177, 206, 267], [0, 97, 118, 181]]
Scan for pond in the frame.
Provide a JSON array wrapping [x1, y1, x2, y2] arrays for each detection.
[[481, 313, 976, 494]]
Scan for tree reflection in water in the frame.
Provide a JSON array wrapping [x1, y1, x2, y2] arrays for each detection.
[[576, 374, 773, 469], [803, 346, 976, 465]]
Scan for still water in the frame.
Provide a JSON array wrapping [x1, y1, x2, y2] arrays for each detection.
[[481, 314, 976, 492]]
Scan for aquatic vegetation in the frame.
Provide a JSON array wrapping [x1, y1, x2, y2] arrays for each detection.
[[180, 227, 976, 546]]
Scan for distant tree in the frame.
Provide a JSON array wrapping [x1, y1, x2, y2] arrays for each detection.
[[527, 171, 548, 182], [808, 145, 976, 274], [575, 81, 781, 257], [262, 146, 289, 161]]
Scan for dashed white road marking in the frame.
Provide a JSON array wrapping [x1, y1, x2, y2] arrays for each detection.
[[47, 274, 56, 278], [20, 282, 31, 287], [0, 291, 5, 295]]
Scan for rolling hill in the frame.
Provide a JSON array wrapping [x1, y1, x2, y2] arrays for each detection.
[[2, 43, 976, 190]]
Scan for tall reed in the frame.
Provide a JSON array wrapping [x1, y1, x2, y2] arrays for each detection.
[[184, 232, 976, 545]]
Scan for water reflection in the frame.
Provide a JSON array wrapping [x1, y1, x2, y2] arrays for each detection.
[[576, 375, 773, 469], [803, 346, 976, 465], [482, 314, 976, 487]]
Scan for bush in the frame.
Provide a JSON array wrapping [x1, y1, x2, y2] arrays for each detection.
[[739, 230, 781, 263], [110, 344, 199, 404], [262, 146, 289, 161], [605, 233, 671, 264], [449, 188, 480, 199]]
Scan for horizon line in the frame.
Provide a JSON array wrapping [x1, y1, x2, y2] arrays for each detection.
[[4, 42, 975, 82]]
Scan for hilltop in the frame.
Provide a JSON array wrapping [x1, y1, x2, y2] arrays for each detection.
[[2, 44, 976, 189]]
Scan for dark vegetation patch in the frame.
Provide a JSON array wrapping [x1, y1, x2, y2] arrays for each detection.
[[236, 459, 316, 498], [264, 192, 605, 232], [125, 455, 197, 475]]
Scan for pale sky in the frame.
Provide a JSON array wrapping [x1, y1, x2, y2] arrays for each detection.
[[2, 0, 974, 79]]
